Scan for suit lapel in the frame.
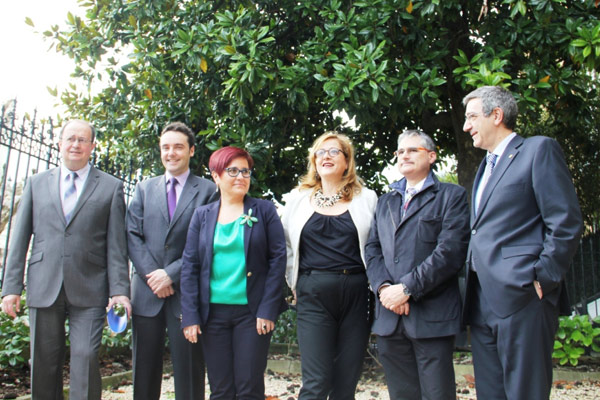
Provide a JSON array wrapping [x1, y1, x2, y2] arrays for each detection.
[[68, 166, 100, 225], [170, 175, 199, 227], [398, 186, 436, 230], [243, 196, 256, 260], [471, 159, 486, 225], [204, 200, 220, 268], [394, 175, 437, 231], [151, 176, 170, 225], [49, 168, 65, 224], [475, 136, 523, 224], [386, 193, 402, 233]]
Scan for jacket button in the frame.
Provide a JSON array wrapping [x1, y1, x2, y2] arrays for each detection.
[[247, 272, 253, 277], [394, 257, 399, 263], [471, 229, 476, 235]]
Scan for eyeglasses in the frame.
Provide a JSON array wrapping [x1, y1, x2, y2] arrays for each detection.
[[63, 136, 93, 145], [395, 147, 431, 156], [314, 148, 345, 159], [225, 167, 252, 178]]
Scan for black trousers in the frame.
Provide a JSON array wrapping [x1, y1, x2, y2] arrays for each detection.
[[296, 271, 370, 400], [468, 273, 559, 400], [132, 301, 205, 400], [377, 321, 455, 400], [202, 304, 272, 400]]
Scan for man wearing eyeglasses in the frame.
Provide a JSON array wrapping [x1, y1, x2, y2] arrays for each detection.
[[1, 119, 131, 399], [365, 129, 470, 400], [126, 122, 217, 400], [462, 86, 583, 399]]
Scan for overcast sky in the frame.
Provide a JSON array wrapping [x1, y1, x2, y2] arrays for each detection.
[[0, 0, 81, 119]]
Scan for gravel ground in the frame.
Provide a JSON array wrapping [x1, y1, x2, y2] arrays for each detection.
[[101, 369, 600, 399]]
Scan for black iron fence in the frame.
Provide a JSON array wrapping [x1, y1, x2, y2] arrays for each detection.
[[1, 102, 599, 316], [567, 231, 600, 317], [0, 102, 145, 286]]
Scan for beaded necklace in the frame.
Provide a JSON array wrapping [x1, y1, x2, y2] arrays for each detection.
[[314, 188, 342, 208]]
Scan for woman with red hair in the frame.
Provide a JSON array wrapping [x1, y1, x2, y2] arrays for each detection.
[[180, 146, 287, 399]]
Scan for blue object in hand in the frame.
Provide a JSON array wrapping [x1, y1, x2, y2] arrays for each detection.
[[107, 306, 128, 334]]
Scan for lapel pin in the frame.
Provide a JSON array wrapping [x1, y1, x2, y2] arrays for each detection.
[[508, 154, 513, 158]]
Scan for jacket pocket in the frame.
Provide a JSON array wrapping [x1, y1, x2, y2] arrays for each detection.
[[497, 182, 526, 193], [417, 215, 442, 243], [501, 244, 542, 259], [87, 252, 106, 267], [28, 251, 43, 265]]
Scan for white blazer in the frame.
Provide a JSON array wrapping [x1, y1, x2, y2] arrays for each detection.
[[281, 187, 377, 290]]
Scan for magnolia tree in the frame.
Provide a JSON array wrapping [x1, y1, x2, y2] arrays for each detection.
[[41, 0, 600, 221]]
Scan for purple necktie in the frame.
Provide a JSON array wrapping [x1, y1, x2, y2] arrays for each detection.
[[167, 178, 178, 220]]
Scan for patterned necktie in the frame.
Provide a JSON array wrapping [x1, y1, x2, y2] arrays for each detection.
[[475, 153, 498, 217], [167, 178, 178, 220], [63, 171, 78, 222], [487, 153, 498, 175], [402, 187, 417, 219]]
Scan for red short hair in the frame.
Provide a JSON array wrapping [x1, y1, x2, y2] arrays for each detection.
[[209, 146, 254, 175]]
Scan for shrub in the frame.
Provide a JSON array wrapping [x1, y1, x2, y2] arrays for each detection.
[[0, 297, 30, 369], [100, 323, 132, 356], [0, 295, 132, 370], [272, 308, 297, 347], [553, 315, 600, 366]]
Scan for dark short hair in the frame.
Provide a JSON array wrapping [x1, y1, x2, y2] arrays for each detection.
[[462, 86, 518, 130], [60, 120, 96, 142], [209, 146, 254, 175], [161, 122, 195, 148]]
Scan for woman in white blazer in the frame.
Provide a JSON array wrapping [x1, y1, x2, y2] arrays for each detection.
[[281, 131, 377, 399]]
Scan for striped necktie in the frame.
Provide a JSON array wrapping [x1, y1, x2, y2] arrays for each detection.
[[402, 187, 417, 219], [63, 171, 78, 222]]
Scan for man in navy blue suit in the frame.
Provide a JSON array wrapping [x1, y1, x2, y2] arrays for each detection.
[[462, 86, 583, 399]]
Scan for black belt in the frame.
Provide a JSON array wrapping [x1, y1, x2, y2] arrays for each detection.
[[299, 268, 365, 276]]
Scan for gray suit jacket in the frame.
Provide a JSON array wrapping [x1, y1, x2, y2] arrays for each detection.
[[466, 135, 583, 318], [366, 173, 470, 338], [127, 174, 216, 318], [1, 166, 129, 307]]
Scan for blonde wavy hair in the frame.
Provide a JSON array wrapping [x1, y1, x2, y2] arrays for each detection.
[[298, 131, 363, 201]]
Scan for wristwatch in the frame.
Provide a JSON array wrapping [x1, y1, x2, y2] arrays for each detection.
[[402, 283, 411, 297]]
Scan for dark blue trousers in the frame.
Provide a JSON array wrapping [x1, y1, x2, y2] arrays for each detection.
[[468, 273, 559, 400], [202, 304, 271, 400]]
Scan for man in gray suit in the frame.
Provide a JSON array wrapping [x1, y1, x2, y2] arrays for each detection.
[[126, 122, 216, 399], [1, 119, 131, 400], [366, 130, 470, 399], [462, 86, 583, 399]]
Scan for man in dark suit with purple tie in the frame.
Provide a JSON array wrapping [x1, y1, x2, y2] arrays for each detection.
[[127, 122, 217, 399], [462, 86, 583, 399]]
